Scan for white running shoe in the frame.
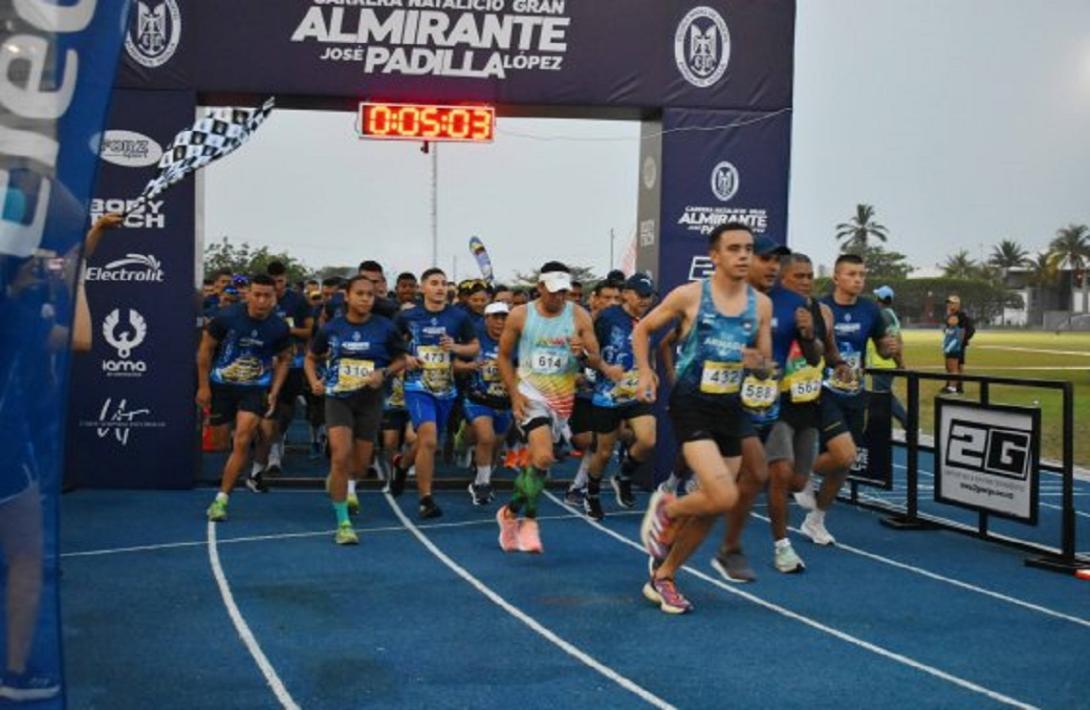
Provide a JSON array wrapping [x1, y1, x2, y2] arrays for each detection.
[[774, 542, 805, 573], [793, 480, 817, 511], [801, 512, 836, 546]]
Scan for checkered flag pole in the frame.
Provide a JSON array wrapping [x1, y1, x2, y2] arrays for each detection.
[[131, 97, 275, 210]]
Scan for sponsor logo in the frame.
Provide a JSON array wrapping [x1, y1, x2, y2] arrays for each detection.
[[945, 419, 1032, 481], [675, 6, 731, 88], [80, 398, 165, 447], [126, 0, 182, 68], [85, 254, 165, 283], [642, 157, 658, 190], [689, 256, 715, 281], [90, 198, 166, 230], [102, 308, 148, 376], [710, 161, 739, 202], [639, 220, 656, 247], [99, 130, 163, 168]]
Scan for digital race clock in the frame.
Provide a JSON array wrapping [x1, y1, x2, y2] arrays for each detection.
[[357, 102, 495, 143]]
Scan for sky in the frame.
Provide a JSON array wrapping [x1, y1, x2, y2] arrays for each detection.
[[204, 0, 1090, 283]]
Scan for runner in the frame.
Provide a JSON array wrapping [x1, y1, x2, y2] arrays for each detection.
[[495, 262, 605, 554], [798, 252, 900, 545], [456, 302, 514, 506], [305, 275, 406, 544], [200, 274, 292, 522], [585, 274, 659, 520], [394, 271, 418, 307], [633, 223, 773, 614], [391, 268, 479, 518]]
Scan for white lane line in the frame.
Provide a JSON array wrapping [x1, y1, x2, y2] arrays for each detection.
[[543, 492, 1037, 710], [976, 345, 1090, 357], [207, 522, 300, 710], [747, 511, 1090, 629], [382, 492, 675, 710], [63, 511, 638, 559]]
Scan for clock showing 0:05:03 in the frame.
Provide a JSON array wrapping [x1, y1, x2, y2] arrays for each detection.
[[357, 102, 495, 142]]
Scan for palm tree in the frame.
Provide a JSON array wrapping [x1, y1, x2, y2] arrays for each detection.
[[940, 249, 978, 280], [1049, 224, 1090, 313], [989, 239, 1029, 272], [835, 204, 889, 254], [1025, 252, 1060, 323]]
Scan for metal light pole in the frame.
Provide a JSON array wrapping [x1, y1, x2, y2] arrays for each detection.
[[430, 143, 439, 267], [609, 228, 615, 270]]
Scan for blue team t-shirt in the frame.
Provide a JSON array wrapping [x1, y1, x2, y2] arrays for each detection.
[[592, 304, 662, 408], [396, 304, 478, 400], [310, 314, 404, 398], [465, 331, 512, 408], [820, 295, 888, 396], [275, 289, 312, 369], [207, 309, 291, 388]]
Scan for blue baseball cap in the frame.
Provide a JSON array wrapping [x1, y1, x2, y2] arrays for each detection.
[[753, 235, 791, 257], [623, 273, 655, 297], [873, 285, 895, 301]]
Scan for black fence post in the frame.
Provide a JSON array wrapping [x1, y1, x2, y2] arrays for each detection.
[[906, 373, 920, 522]]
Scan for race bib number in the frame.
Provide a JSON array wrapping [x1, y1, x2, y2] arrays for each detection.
[[418, 345, 452, 392], [532, 349, 568, 375], [333, 358, 374, 394], [387, 376, 406, 408], [700, 361, 742, 395], [741, 374, 779, 410], [788, 366, 823, 403]]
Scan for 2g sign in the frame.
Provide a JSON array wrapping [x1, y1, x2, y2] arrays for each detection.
[[945, 419, 1032, 481]]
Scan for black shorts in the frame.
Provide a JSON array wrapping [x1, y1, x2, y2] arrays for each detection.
[[325, 388, 384, 441], [210, 383, 270, 427], [570, 397, 595, 436], [668, 391, 754, 458], [818, 391, 867, 449], [592, 402, 654, 434], [381, 408, 409, 433], [277, 368, 305, 407]]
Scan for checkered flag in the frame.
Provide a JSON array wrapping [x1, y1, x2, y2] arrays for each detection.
[[137, 97, 275, 203]]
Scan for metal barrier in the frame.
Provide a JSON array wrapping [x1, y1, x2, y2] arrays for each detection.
[[854, 369, 1086, 574]]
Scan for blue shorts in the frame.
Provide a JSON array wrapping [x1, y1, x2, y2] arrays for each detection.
[[405, 391, 456, 435], [463, 399, 513, 436]]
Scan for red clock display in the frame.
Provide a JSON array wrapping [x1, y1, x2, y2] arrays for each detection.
[[358, 102, 495, 142]]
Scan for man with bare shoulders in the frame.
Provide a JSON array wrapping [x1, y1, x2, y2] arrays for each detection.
[[632, 223, 773, 614]]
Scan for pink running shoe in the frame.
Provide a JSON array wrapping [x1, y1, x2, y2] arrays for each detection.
[[497, 506, 520, 552], [517, 518, 543, 554], [642, 576, 693, 615], [640, 489, 676, 561]]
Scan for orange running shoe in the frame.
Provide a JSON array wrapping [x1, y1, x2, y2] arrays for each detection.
[[517, 518, 543, 554], [496, 505, 520, 552]]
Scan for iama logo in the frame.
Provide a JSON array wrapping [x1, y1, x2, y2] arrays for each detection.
[[675, 6, 731, 88], [710, 161, 740, 202], [125, 0, 181, 68], [102, 309, 149, 377]]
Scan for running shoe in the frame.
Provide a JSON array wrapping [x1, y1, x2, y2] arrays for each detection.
[[347, 493, 360, 515], [801, 511, 836, 546], [792, 480, 816, 511], [517, 518, 543, 554], [564, 485, 586, 507], [418, 496, 443, 519], [773, 542, 805, 573], [245, 471, 268, 493], [496, 505, 520, 552], [334, 522, 359, 545], [611, 476, 636, 509], [640, 489, 675, 561], [468, 482, 494, 506], [206, 498, 228, 522], [642, 577, 692, 615], [583, 494, 605, 521], [711, 548, 757, 583], [0, 670, 60, 702]]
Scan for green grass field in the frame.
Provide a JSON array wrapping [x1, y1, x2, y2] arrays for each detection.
[[888, 330, 1090, 467]]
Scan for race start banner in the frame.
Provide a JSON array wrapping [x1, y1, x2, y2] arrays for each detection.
[[0, 2, 132, 705], [67, 88, 198, 489]]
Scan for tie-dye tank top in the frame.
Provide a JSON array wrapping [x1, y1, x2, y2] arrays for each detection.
[[517, 300, 578, 418]]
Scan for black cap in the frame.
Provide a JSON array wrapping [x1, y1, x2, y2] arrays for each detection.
[[753, 235, 791, 257], [623, 273, 655, 297]]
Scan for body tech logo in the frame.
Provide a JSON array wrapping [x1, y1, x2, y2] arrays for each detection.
[[675, 6, 731, 88]]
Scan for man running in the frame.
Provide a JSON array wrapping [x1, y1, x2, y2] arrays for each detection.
[[495, 262, 605, 553], [391, 268, 479, 518], [456, 302, 514, 506], [200, 274, 292, 522], [798, 253, 900, 545], [306, 275, 406, 544], [585, 274, 658, 519], [633, 223, 772, 614]]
